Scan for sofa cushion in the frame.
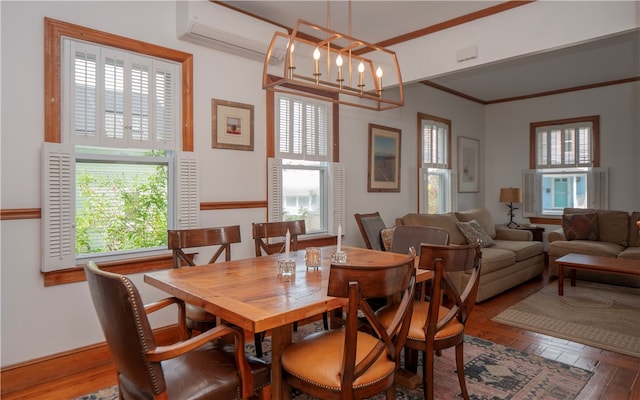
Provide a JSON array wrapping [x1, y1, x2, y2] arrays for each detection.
[[619, 246, 640, 260], [562, 213, 599, 241], [402, 213, 467, 245], [455, 208, 497, 239], [549, 240, 625, 259], [456, 220, 495, 248], [493, 240, 544, 262], [597, 210, 629, 247], [476, 247, 516, 274]]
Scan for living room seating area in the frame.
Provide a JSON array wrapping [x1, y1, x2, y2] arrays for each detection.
[[394, 207, 545, 302], [548, 207, 640, 287]]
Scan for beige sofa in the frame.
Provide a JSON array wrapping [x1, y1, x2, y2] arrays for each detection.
[[395, 208, 545, 302], [548, 208, 640, 287]]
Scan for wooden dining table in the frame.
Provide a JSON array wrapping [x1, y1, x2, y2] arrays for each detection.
[[144, 245, 430, 400]]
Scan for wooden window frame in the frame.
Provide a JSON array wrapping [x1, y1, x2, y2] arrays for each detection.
[[43, 18, 194, 284]]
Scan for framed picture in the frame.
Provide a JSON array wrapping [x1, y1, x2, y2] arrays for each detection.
[[212, 99, 254, 151], [368, 124, 401, 192], [457, 136, 479, 193]]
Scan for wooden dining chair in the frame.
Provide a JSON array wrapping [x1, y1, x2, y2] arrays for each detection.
[[167, 225, 241, 336], [378, 241, 482, 400], [280, 248, 417, 399], [252, 220, 306, 256], [84, 261, 271, 400], [251, 220, 328, 357], [354, 212, 387, 250], [389, 225, 450, 255]]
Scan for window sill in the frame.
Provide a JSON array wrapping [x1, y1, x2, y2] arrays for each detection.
[[42, 235, 339, 286], [43, 254, 174, 287]]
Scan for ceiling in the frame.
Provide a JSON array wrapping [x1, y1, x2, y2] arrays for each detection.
[[217, 1, 639, 103]]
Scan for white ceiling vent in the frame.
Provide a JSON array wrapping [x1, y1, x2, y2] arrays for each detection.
[[176, 1, 286, 64]]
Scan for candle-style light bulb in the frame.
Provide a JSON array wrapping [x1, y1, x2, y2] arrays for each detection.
[[357, 61, 365, 92], [288, 42, 295, 79], [336, 54, 344, 89], [313, 47, 321, 84], [289, 43, 295, 67], [376, 66, 383, 96]]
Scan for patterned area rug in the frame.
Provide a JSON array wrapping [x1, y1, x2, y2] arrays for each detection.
[[76, 321, 593, 400], [493, 280, 640, 358]]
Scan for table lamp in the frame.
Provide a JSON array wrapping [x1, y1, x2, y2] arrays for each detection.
[[500, 187, 522, 228]]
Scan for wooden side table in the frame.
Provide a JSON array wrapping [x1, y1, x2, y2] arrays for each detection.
[[516, 226, 545, 242]]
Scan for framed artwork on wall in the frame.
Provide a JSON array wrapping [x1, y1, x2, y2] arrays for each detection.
[[368, 123, 401, 192], [211, 99, 254, 151], [458, 136, 479, 193]]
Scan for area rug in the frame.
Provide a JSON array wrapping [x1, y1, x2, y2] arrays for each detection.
[[76, 321, 593, 400], [493, 280, 640, 358]]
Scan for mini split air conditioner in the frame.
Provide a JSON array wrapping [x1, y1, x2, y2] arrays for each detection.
[[176, 1, 286, 64]]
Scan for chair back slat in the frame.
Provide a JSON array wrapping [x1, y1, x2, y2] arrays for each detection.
[[168, 226, 241, 268], [251, 220, 306, 256]]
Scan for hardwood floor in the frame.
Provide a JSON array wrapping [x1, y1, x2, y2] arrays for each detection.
[[4, 268, 639, 400]]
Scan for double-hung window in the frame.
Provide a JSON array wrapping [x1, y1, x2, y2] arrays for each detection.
[[523, 115, 606, 217], [42, 37, 197, 272], [269, 93, 345, 235], [418, 113, 455, 213]]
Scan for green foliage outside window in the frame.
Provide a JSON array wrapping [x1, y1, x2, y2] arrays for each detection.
[[75, 164, 168, 255]]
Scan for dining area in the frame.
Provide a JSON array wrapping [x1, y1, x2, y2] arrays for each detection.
[[83, 221, 482, 400]]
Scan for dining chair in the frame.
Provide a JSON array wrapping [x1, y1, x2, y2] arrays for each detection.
[[252, 220, 306, 256], [83, 261, 271, 400], [280, 248, 417, 399], [354, 212, 387, 251], [378, 241, 482, 400], [251, 220, 328, 357], [389, 225, 450, 255], [167, 225, 242, 336]]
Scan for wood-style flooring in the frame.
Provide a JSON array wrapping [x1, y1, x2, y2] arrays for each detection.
[[4, 269, 640, 400]]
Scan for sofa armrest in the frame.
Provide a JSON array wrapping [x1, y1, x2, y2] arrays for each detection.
[[395, 217, 405, 226], [547, 228, 566, 243], [495, 227, 532, 241]]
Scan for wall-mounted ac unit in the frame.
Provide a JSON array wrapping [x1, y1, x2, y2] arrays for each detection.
[[176, 1, 286, 64]]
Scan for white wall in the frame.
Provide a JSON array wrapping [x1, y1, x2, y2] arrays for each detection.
[[1, 0, 636, 367]]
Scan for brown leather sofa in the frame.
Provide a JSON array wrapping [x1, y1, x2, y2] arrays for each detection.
[[548, 208, 640, 287]]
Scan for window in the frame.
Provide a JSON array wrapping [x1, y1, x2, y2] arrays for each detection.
[[524, 116, 606, 217], [418, 113, 455, 213], [269, 93, 344, 235], [42, 21, 196, 272]]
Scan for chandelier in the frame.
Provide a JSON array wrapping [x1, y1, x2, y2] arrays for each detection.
[[262, 4, 404, 111]]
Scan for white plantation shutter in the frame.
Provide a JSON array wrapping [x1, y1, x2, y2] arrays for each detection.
[[176, 152, 199, 229], [329, 163, 346, 235], [42, 143, 76, 271], [588, 167, 608, 209], [276, 94, 331, 162], [63, 38, 178, 149], [268, 158, 283, 222], [522, 169, 541, 217]]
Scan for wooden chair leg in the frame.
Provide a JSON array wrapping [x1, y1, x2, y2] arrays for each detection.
[[455, 343, 470, 400], [423, 348, 435, 400], [254, 332, 264, 358]]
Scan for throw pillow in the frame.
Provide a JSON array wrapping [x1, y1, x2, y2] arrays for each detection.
[[562, 213, 599, 241], [456, 219, 495, 248], [380, 227, 396, 251]]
